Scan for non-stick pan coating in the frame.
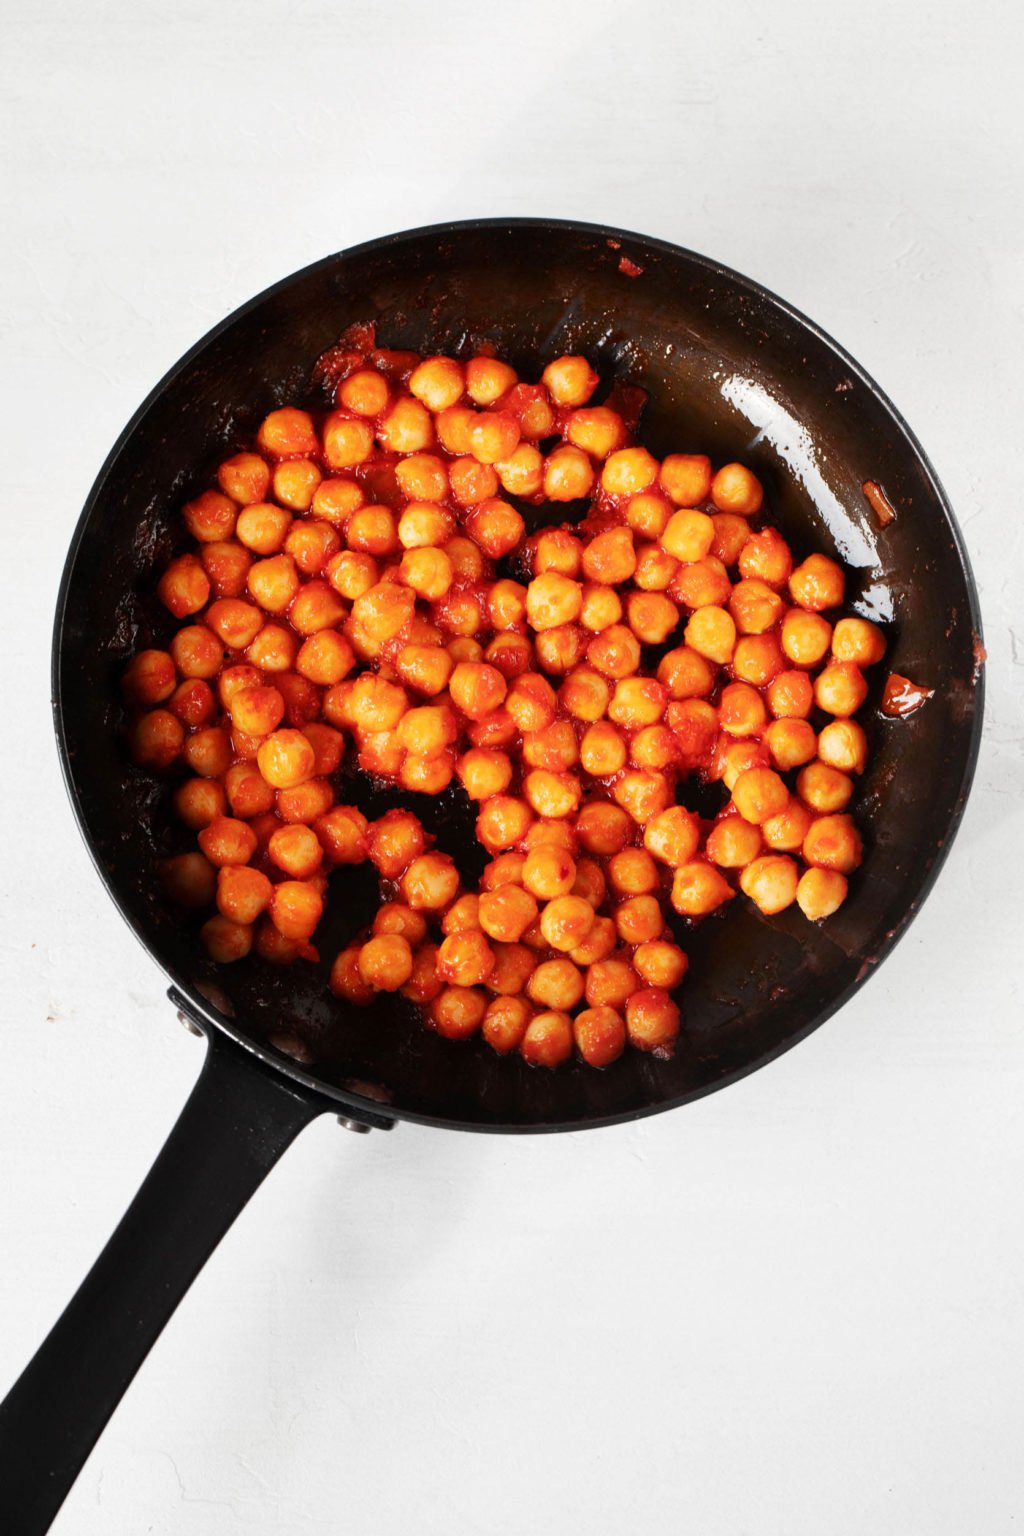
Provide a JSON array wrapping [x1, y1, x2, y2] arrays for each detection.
[[53, 219, 984, 1131]]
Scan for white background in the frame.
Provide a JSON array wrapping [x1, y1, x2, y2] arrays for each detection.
[[1, 1, 1022, 1532]]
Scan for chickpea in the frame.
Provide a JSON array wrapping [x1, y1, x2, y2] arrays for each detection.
[[398, 851, 459, 910], [437, 931, 496, 988], [506, 672, 557, 733], [797, 761, 854, 813], [613, 894, 662, 945], [254, 920, 304, 966], [572, 858, 607, 910], [466, 356, 518, 406], [736, 527, 792, 587], [764, 718, 817, 771], [814, 661, 868, 717], [600, 447, 659, 498], [457, 747, 514, 800], [719, 681, 768, 738], [330, 945, 376, 1004], [129, 709, 184, 770], [670, 557, 733, 611], [267, 824, 323, 880], [170, 625, 226, 682], [766, 669, 814, 719], [476, 795, 534, 852], [583, 527, 637, 585], [276, 672, 322, 727], [761, 798, 813, 852], [199, 816, 258, 867], [628, 592, 682, 647], [433, 589, 487, 641], [302, 723, 345, 776], [585, 956, 639, 1009], [630, 725, 678, 770], [802, 814, 863, 873], [225, 685, 282, 739], [483, 995, 533, 1054], [520, 1011, 573, 1068], [327, 550, 379, 603], [661, 508, 715, 563], [522, 844, 577, 901], [543, 445, 595, 502], [642, 806, 700, 868], [395, 452, 449, 503], [831, 616, 886, 667], [522, 770, 579, 820], [201, 916, 253, 963], [123, 649, 176, 707], [684, 606, 736, 665], [449, 457, 499, 506], [478, 885, 539, 944], [612, 770, 671, 824], [313, 477, 366, 526], [622, 990, 680, 1054], [781, 609, 832, 667], [338, 370, 390, 417], [580, 720, 628, 778], [567, 407, 625, 459], [571, 1007, 625, 1068], [609, 677, 667, 730], [274, 459, 323, 513], [656, 646, 715, 700], [539, 894, 595, 951], [349, 582, 416, 650], [256, 728, 316, 789], [174, 776, 227, 830], [431, 986, 488, 1040], [377, 397, 434, 454], [796, 867, 849, 920], [467, 709, 518, 750], [496, 443, 544, 498], [711, 513, 752, 567], [293, 631, 354, 688], [729, 579, 784, 635], [158, 554, 210, 618], [817, 718, 868, 774], [246, 554, 300, 614], [182, 724, 232, 780], [587, 624, 642, 680], [633, 941, 688, 990], [608, 848, 659, 896], [218, 452, 271, 505], [732, 767, 789, 825], [502, 382, 556, 440], [277, 778, 333, 826], [560, 667, 610, 722], [467, 411, 521, 466], [399, 751, 454, 796], [284, 520, 340, 577], [395, 643, 454, 698], [711, 463, 763, 516], [358, 934, 415, 991], [521, 721, 579, 773], [486, 944, 537, 997], [235, 502, 292, 556], [183, 489, 237, 543], [224, 762, 275, 818], [528, 958, 585, 1011], [739, 853, 798, 915], [409, 355, 465, 412], [569, 914, 617, 966], [465, 498, 525, 559], [670, 861, 735, 917], [395, 704, 457, 759], [524, 820, 575, 853], [666, 699, 719, 766], [540, 355, 597, 406], [789, 553, 845, 611], [625, 492, 672, 540], [160, 851, 216, 907], [660, 453, 712, 507], [323, 413, 375, 469], [524, 573, 581, 633], [217, 865, 273, 926], [346, 507, 400, 558], [397, 547, 453, 603], [441, 894, 482, 935]]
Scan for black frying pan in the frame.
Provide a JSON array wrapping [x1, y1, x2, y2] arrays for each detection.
[[0, 219, 984, 1532]]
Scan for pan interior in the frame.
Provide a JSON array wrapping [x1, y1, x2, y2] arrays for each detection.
[[54, 221, 983, 1130]]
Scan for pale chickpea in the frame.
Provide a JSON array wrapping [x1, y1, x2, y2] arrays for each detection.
[[527, 958, 585, 1011], [430, 986, 487, 1040], [761, 798, 813, 853], [543, 445, 595, 501], [506, 672, 558, 732], [296, 630, 356, 687], [218, 452, 271, 505], [478, 885, 539, 943], [327, 549, 379, 600], [395, 643, 454, 698], [789, 553, 845, 611], [608, 677, 666, 729], [539, 894, 595, 951], [246, 554, 300, 615], [409, 355, 465, 412], [437, 931, 496, 988], [465, 498, 525, 559], [483, 996, 533, 1055], [630, 724, 678, 770], [601, 447, 659, 498], [711, 463, 763, 515], [436, 405, 476, 455], [625, 989, 680, 1053], [739, 851, 799, 914], [466, 356, 518, 406], [573, 1007, 627, 1068], [781, 609, 832, 666], [612, 769, 672, 824], [567, 407, 625, 459], [399, 851, 460, 910], [684, 606, 736, 665], [523, 770, 581, 820], [533, 528, 582, 576], [796, 867, 849, 920], [802, 814, 863, 873], [660, 453, 712, 507], [585, 955, 639, 1009], [643, 806, 701, 868], [569, 915, 617, 966], [541, 355, 598, 406], [718, 681, 768, 738], [661, 508, 715, 562], [580, 720, 628, 777], [797, 761, 854, 813], [578, 586, 621, 642], [395, 452, 449, 502], [817, 719, 868, 774], [158, 554, 210, 618], [496, 443, 544, 498], [764, 718, 817, 771], [814, 662, 868, 717], [520, 1011, 573, 1068], [670, 861, 735, 917], [608, 848, 659, 897], [831, 616, 887, 667], [456, 747, 513, 800], [396, 704, 458, 759], [377, 397, 434, 454], [656, 646, 716, 700], [633, 941, 688, 991]]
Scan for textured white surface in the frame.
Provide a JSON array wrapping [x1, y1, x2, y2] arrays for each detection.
[[1, 1, 1022, 1531]]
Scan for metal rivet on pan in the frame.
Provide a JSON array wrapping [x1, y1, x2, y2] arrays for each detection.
[[176, 1010, 203, 1037], [337, 1117, 372, 1135]]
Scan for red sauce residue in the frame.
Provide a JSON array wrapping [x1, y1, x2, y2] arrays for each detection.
[[606, 238, 622, 250], [618, 256, 644, 278], [603, 381, 649, 433], [972, 635, 987, 679], [881, 673, 934, 718], [862, 479, 897, 528]]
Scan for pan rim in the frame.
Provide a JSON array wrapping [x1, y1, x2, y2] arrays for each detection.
[[51, 216, 986, 1133]]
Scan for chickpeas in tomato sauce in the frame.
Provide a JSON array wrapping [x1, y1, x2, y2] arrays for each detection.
[[125, 333, 889, 1070]]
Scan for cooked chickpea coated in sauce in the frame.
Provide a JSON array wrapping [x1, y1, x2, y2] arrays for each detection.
[[126, 328, 897, 1073]]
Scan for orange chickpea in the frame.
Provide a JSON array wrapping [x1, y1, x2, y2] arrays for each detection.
[[483, 996, 533, 1054], [496, 443, 544, 498], [634, 543, 679, 591], [478, 885, 539, 944], [711, 463, 763, 516], [630, 725, 678, 770], [802, 814, 863, 873], [543, 445, 595, 502], [431, 986, 489, 1041], [580, 720, 628, 778], [585, 956, 639, 1010], [330, 946, 376, 1005], [541, 355, 598, 406], [583, 527, 637, 585], [761, 798, 813, 853], [327, 549, 378, 601], [160, 851, 216, 907], [442, 894, 482, 935], [456, 747, 514, 800], [789, 553, 845, 611], [504, 672, 556, 734], [670, 861, 735, 917], [270, 880, 323, 941], [268, 824, 323, 879], [289, 581, 347, 638], [313, 478, 366, 526], [660, 453, 712, 507], [817, 719, 868, 774], [525, 573, 582, 632], [218, 452, 270, 505], [831, 616, 886, 667], [814, 662, 868, 717], [738, 528, 792, 587], [521, 721, 578, 773], [613, 770, 672, 824], [222, 762, 273, 819], [607, 677, 665, 730], [207, 597, 265, 650], [123, 649, 176, 706], [174, 777, 227, 829], [533, 625, 585, 675], [740, 854, 799, 915], [228, 685, 284, 738], [522, 844, 577, 900], [502, 382, 555, 440], [467, 411, 520, 465], [216, 865, 273, 925], [656, 646, 715, 700], [684, 606, 736, 665], [170, 624, 225, 681], [797, 761, 854, 813], [358, 934, 415, 991], [573, 1007, 626, 1068], [586, 625, 642, 680], [764, 718, 817, 770], [129, 709, 184, 770], [398, 752, 453, 796], [613, 894, 662, 945], [575, 801, 632, 856], [323, 413, 375, 469], [396, 704, 458, 759], [466, 356, 518, 406], [527, 958, 585, 1011], [539, 894, 595, 952], [396, 643, 454, 697], [437, 931, 496, 987], [559, 667, 609, 722], [398, 547, 452, 603], [246, 554, 300, 614], [379, 397, 434, 454], [520, 1010, 573, 1068], [732, 766, 789, 825], [467, 709, 518, 750], [487, 944, 538, 997], [236, 502, 292, 555], [274, 460, 323, 513], [200, 916, 253, 963], [625, 989, 680, 1053], [796, 867, 849, 920], [476, 795, 534, 852], [314, 805, 368, 866], [670, 557, 732, 612], [409, 356, 465, 412], [711, 513, 752, 567], [400, 852, 460, 910], [643, 806, 701, 868], [781, 609, 833, 667], [626, 592, 680, 646], [718, 681, 768, 737], [276, 672, 321, 727], [729, 579, 785, 635], [284, 520, 340, 577], [254, 921, 304, 966], [158, 554, 209, 618], [395, 452, 449, 502], [533, 529, 583, 577], [256, 728, 316, 789], [766, 669, 814, 719], [523, 770, 581, 819], [633, 940, 688, 991], [569, 914, 617, 966], [567, 407, 625, 459], [199, 816, 258, 868], [661, 508, 715, 563], [449, 456, 499, 506], [277, 778, 333, 825], [465, 498, 525, 559], [601, 447, 659, 498], [667, 699, 719, 767], [295, 631, 355, 687], [338, 370, 390, 417], [183, 489, 237, 543], [625, 493, 672, 540]]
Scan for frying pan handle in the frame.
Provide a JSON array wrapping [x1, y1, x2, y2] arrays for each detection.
[[0, 1022, 331, 1534]]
